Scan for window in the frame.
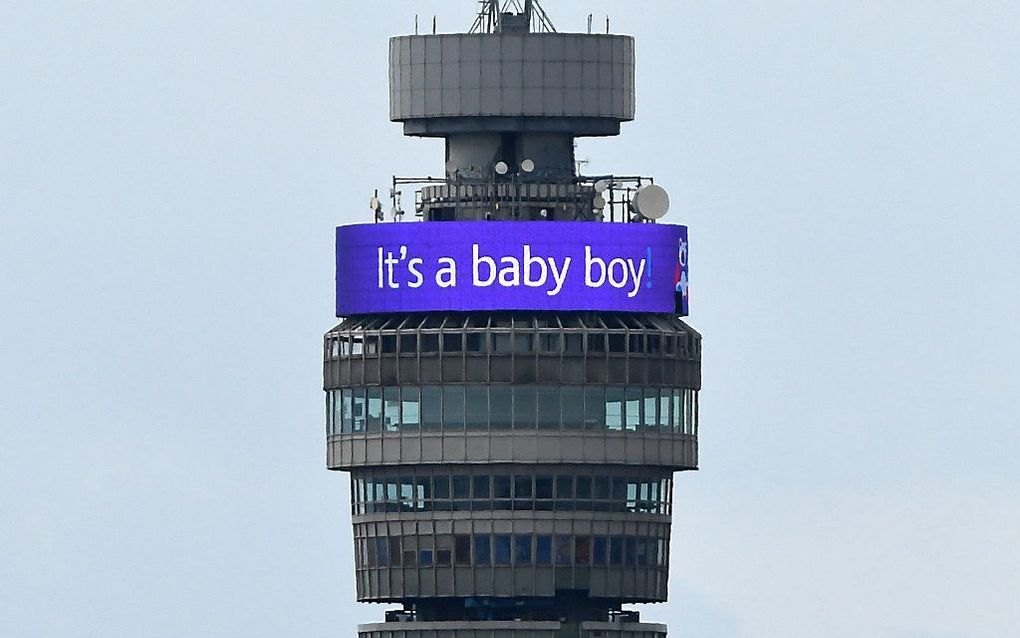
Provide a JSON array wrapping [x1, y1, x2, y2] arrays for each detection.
[[593, 537, 607, 566], [454, 535, 471, 565], [514, 535, 533, 564], [400, 387, 420, 430], [535, 535, 552, 565], [383, 387, 401, 431], [562, 387, 584, 429], [490, 386, 513, 430], [555, 535, 572, 565], [465, 386, 488, 430], [605, 387, 624, 430], [610, 536, 623, 566], [575, 536, 591, 565], [421, 386, 442, 430], [331, 385, 695, 434], [494, 535, 512, 565], [537, 386, 560, 429], [443, 386, 465, 429], [474, 534, 491, 565], [513, 386, 537, 429]]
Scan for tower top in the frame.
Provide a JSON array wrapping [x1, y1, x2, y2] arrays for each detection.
[[469, 0, 556, 34]]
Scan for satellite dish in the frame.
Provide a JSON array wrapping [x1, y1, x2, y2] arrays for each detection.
[[520, 158, 535, 173], [369, 195, 381, 211], [445, 160, 458, 174], [593, 179, 610, 193], [632, 184, 670, 220], [495, 161, 509, 175], [593, 194, 607, 209]]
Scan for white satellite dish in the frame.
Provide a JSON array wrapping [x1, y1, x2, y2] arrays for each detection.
[[445, 160, 458, 173], [520, 158, 535, 173], [593, 179, 610, 193], [632, 184, 670, 220], [593, 194, 607, 209], [495, 161, 509, 175]]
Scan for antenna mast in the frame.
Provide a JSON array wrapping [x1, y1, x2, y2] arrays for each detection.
[[469, 0, 555, 33]]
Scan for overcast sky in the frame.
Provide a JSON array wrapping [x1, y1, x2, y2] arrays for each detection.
[[2, 2, 1018, 637]]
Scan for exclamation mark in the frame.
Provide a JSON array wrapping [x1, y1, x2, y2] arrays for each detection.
[[646, 247, 653, 289]]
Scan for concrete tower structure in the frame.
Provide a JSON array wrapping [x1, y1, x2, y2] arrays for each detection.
[[324, 3, 700, 637]]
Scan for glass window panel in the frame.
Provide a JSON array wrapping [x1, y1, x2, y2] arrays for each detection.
[[605, 387, 624, 431], [474, 534, 491, 565], [694, 390, 699, 436], [512, 333, 533, 353], [389, 537, 402, 566], [340, 388, 352, 433], [325, 392, 333, 436], [494, 535, 512, 565], [465, 386, 488, 430], [556, 475, 574, 500], [351, 388, 366, 432], [454, 535, 471, 565], [539, 333, 561, 353], [593, 476, 610, 500], [513, 386, 537, 429], [493, 475, 511, 509], [436, 549, 452, 566], [658, 390, 670, 429], [555, 535, 572, 565], [421, 333, 439, 352], [421, 386, 442, 430], [415, 477, 429, 511], [588, 333, 606, 353], [452, 475, 470, 499], [672, 388, 682, 432], [576, 475, 592, 499], [490, 386, 513, 430], [473, 475, 490, 499], [351, 338, 363, 356], [536, 387, 560, 429], [514, 534, 533, 564], [593, 537, 607, 566], [535, 475, 553, 502], [637, 538, 649, 566], [471, 475, 491, 510], [376, 538, 389, 567], [562, 387, 584, 429], [365, 387, 383, 432], [536, 535, 552, 565], [608, 333, 626, 353], [575, 536, 591, 565], [564, 333, 582, 353], [514, 475, 533, 498], [466, 333, 486, 352], [624, 387, 641, 431], [493, 333, 512, 353], [400, 387, 420, 430], [584, 386, 605, 430], [444, 333, 463, 352], [383, 387, 401, 431], [381, 335, 396, 353], [628, 334, 644, 353], [625, 537, 637, 566], [419, 549, 434, 566], [399, 334, 416, 353], [433, 475, 450, 499], [398, 549, 414, 566], [643, 389, 658, 429], [443, 386, 465, 430]]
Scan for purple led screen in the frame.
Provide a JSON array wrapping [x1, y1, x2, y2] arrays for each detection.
[[335, 221, 689, 316]]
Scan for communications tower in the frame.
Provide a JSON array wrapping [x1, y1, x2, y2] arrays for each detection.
[[324, 3, 700, 636]]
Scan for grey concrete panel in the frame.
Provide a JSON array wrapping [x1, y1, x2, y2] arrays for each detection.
[[389, 34, 635, 131], [327, 432, 697, 470]]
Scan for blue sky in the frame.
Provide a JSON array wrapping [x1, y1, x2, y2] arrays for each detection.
[[1, 2, 1018, 637]]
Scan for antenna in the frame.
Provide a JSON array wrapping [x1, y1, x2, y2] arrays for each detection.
[[469, 0, 555, 33]]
